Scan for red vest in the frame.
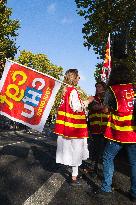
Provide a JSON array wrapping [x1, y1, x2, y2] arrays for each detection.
[[54, 86, 88, 138], [89, 96, 109, 134], [104, 84, 136, 143]]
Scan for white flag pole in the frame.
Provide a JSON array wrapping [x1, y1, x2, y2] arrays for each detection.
[[5, 58, 89, 96]]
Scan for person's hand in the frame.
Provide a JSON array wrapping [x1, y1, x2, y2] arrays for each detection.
[[88, 96, 94, 103], [102, 106, 109, 113]]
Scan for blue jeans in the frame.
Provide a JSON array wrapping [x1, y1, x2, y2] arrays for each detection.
[[101, 141, 136, 198]]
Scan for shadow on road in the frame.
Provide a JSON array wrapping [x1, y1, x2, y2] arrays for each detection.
[[0, 193, 11, 205], [0, 145, 29, 158]]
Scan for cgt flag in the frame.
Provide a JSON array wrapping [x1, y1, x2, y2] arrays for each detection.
[[0, 59, 61, 132], [101, 33, 111, 83]]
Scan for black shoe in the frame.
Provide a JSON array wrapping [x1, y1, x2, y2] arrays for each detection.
[[94, 189, 112, 199], [129, 193, 136, 202], [90, 171, 97, 178], [70, 179, 82, 186]]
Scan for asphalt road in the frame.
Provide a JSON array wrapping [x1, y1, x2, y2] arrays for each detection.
[[0, 127, 135, 205]]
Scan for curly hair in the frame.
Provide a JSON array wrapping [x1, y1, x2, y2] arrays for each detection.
[[63, 69, 79, 86]]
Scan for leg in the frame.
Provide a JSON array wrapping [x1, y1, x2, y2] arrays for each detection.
[[101, 141, 122, 192], [99, 134, 107, 161], [71, 165, 82, 186], [91, 134, 101, 171], [56, 136, 73, 165], [94, 134, 107, 171], [71, 138, 86, 166], [56, 136, 64, 164], [127, 144, 136, 198], [72, 166, 79, 180], [91, 134, 106, 172]]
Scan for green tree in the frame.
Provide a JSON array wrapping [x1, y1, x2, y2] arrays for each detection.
[[94, 63, 103, 82], [0, 0, 20, 77], [16, 50, 63, 79], [75, 0, 136, 57], [76, 85, 89, 100], [75, 0, 136, 81]]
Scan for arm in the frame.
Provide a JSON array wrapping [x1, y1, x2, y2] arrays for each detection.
[[69, 89, 93, 112], [91, 101, 105, 111], [103, 88, 117, 111], [88, 97, 105, 112]]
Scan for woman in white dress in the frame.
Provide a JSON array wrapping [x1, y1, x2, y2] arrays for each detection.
[[54, 69, 94, 185]]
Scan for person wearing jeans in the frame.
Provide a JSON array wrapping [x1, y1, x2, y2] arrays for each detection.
[[102, 141, 136, 198], [95, 63, 136, 202]]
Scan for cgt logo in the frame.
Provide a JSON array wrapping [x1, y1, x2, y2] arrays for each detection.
[[125, 90, 135, 109], [125, 90, 134, 100], [0, 70, 46, 119]]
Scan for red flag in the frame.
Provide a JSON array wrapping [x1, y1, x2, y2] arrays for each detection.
[[0, 59, 61, 132], [101, 33, 111, 82]]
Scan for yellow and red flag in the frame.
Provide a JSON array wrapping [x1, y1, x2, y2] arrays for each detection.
[[101, 33, 111, 83], [0, 59, 61, 132]]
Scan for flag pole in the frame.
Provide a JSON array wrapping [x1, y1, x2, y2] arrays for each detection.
[[5, 58, 89, 96], [107, 33, 111, 81], [108, 33, 111, 70]]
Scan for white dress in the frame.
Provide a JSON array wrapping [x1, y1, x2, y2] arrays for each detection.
[[56, 89, 89, 166]]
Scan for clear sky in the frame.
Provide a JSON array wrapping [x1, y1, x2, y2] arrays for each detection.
[[7, 0, 99, 96]]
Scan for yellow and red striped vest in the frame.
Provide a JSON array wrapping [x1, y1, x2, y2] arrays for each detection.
[[54, 86, 88, 138], [104, 83, 136, 143], [89, 96, 109, 134]]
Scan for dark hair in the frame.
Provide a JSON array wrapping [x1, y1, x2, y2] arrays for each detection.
[[108, 63, 133, 86], [95, 81, 107, 90]]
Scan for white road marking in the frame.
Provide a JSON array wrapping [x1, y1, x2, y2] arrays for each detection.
[[0, 132, 46, 148], [0, 140, 26, 148], [23, 173, 65, 205]]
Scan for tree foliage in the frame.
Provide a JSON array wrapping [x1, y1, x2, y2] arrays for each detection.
[[16, 50, 63, 79], [75, 0, 136, 56], [75, 0, 136, 81], [94, 63, 103, 82], [77, 85, 89, 100], [0, 0, 20, 77]]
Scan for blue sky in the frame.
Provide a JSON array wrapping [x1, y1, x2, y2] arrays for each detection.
[[7, 0, 99, 96]]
